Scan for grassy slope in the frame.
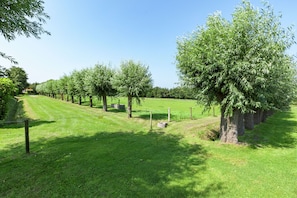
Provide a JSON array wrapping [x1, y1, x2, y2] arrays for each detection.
[[0, 95, 296, 197]]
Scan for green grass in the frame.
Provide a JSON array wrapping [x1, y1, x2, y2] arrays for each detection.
[[0, 95, 296, 197]]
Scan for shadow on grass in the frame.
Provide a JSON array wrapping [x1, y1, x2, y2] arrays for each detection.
[[0, 120, 55, 129], [240, 111, 297, 149], [0, 131, 224, 197]]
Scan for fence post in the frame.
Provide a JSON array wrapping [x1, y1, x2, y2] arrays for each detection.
[[190, 107, 193, 120], [168, 107, 171, 122], [24, 120, 30, 154], [150, 111, 152, 131]]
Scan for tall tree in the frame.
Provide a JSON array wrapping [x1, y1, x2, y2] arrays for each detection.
[[0, 0, 50, 63], [112, 60, 153, 118], [85, 64, 115, 111], [176, 1, 296, 143], [72, 70, 87, 105], [6, 66, 29, 94]]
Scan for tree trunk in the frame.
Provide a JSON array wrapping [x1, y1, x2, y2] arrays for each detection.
[[71, 95, 74, 103], [127, 96, 132, 118], [238, 112, 245, 136], [78, 96, 82, 105], [66, 95, 69, 102], [61, 93, 64, 101], [253, 109, 261, 125], [220, 108, 239, 144], [102, 95, 107, 112], [244, 113, 254, 130], [262, 110, 268, 122], [89, 95, 93, 108]]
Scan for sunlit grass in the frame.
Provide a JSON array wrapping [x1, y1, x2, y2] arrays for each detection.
[[0, 95, 296, 197]]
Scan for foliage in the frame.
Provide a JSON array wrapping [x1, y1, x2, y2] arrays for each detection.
[[176, 0, 296, 143], [0, 66, 7, 77], [112, 60, 153, 102], [0, 78, 16, 119], [0, 0, 50, 63], [138, 86, 196, 99], [112, 60, 153, 117], [6, 66, 29, 94]]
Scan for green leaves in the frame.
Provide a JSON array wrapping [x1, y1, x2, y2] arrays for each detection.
[[176, 0, 296, 116], [112, 60, 153, 102]]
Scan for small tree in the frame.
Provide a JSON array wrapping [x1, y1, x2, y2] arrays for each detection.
[[112, 60, 153, 118], [95, 64, 115, 111]]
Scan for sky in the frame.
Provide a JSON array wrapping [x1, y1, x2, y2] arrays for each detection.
[[1, 0, 297, 88]]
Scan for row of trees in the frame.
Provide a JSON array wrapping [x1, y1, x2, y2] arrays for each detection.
[[36, 60, 153, 118], [176, 1, 297, 143]]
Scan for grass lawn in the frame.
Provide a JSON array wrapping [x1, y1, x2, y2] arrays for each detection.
[[0, 95, 296, 197]]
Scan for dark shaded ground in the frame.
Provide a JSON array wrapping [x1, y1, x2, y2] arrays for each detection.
[[240, 110, 297, 149], [0, 131, 224, 197]]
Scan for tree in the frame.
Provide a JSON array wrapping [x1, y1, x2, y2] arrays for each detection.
[[72, 70, 87, 105], [176, 1, 296, 143], [0, 78, 16, 119], [85, 64, 115, 111], [0, 0, 50, 63], [112, 60, 153, 118], [6, 66, 29, 94]]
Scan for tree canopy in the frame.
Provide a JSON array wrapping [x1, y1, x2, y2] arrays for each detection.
[[176, 0, 296, 143], [6, 66, 29, 94], [112, 60, 153, 118], [0, 0, 50, 63]]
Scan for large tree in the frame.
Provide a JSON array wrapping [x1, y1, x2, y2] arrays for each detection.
[[176, 1, 296, 143], [6, 66, 29, 94], [0, 0, 50, 63], [112, 60, 153, 118]]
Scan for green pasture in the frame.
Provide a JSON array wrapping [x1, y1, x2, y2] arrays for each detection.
[[0, 95, 296, 197]]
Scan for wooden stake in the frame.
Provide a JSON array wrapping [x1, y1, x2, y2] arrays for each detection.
[[168, 107, 171, 122], [150, 111, 152, 131], [24, 120, 30, 154]]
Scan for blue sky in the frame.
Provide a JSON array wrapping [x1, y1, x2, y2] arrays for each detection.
[[1, 0, 296, 88]]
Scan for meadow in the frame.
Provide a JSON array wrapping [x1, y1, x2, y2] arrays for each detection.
[[0, 95, 296, 197]]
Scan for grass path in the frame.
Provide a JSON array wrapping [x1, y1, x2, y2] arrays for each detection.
[[0, 95, 296, 197]]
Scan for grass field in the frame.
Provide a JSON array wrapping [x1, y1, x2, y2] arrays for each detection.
[[0, 95, 296, 197]]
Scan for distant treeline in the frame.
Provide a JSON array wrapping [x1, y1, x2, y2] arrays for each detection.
[[145, 86, 196, 99]]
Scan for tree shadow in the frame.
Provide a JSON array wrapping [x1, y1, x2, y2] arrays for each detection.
[[0, 120, 55, 129], [240, 111, 297, 149], [0, 131, 224, 197]]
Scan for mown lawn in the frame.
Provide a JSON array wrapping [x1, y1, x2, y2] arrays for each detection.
[[0, 95, 296, 197]]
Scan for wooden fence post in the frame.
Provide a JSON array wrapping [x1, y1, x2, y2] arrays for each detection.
[[150, 111, 152, 131], [168, 108, 171, 122], [24, 120, 30, 154]]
